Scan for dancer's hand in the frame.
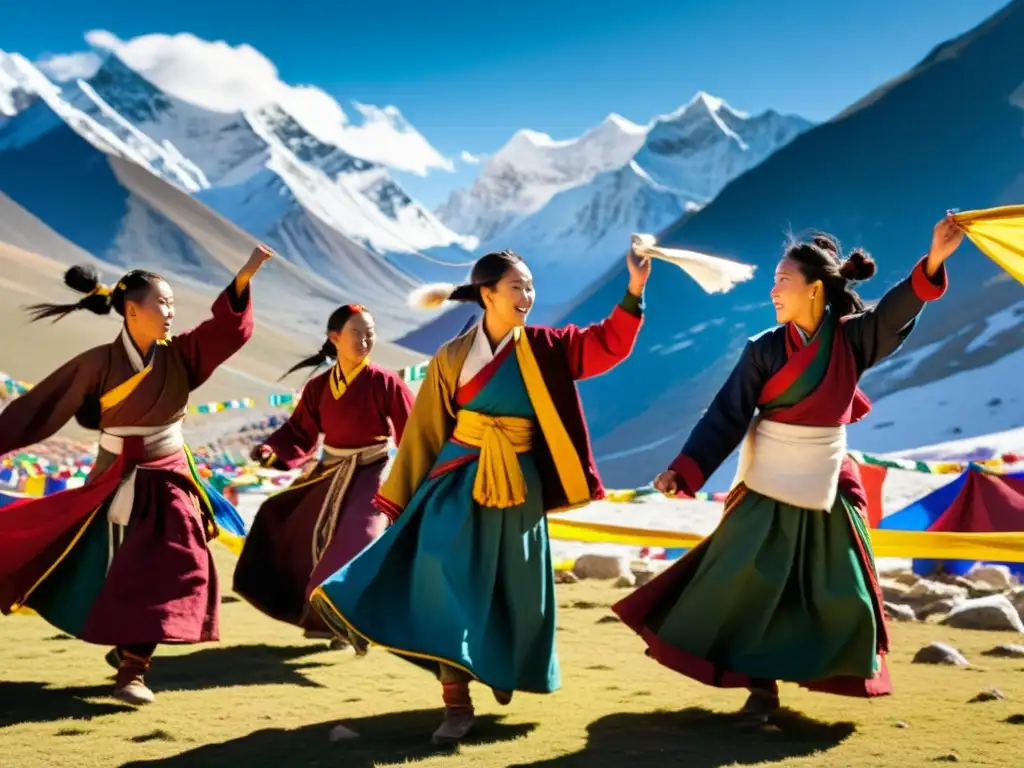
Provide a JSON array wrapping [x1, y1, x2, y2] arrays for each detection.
[[627, 247, 652, 296], [247, 243, 275, 269], [926, 214, 964, 275], [250, 444, 272, 465], [654, 470, 679, 495]]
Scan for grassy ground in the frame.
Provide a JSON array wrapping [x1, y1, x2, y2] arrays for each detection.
[[2, 547, 1022, 768]]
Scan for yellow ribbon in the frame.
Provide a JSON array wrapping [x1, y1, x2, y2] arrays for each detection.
[[952, 205, 1024, 285], [545, 518, 1024, 562], [87, 284, 113, 298], [452, 410, 534, 508]]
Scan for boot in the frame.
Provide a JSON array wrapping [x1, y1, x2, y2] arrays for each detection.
[[492, 688, 513, 706], [329, 636, 350, 651], [112, 650, 155, 706], [739, 680, 780, 720], [105, 647, 121, 670], [431, 682, 475, 745]]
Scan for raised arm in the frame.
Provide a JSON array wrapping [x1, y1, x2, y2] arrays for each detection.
[[0, 348, 106, 456], [170, 245, 272, 390], [843, 216, 961, 372], [255, 377, 324, 470], [557, 247, 650, 380], [656, 339, 769, 496]]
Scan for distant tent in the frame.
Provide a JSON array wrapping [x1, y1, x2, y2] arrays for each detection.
[[880, 466, 1024, 579]]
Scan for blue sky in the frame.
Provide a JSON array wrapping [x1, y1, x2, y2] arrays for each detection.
[[0, 0, 1011, 207]]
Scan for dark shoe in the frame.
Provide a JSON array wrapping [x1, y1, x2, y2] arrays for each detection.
[[431, 708, 475, 745]]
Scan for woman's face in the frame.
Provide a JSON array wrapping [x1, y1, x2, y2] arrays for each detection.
[[330, 311, 375, 364], [481, 261, 535, 328], [126, 279, 175, 341], [770, 258, 816, 325]]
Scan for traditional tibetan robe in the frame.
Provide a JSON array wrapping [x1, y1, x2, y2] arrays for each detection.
[[613, 257, 948, 698], [0, 283, 252, 646], [309, 291, 643, 694], [233, 361, 413, 631]]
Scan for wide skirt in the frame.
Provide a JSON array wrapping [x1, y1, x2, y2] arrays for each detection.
[[613, 484, 891, 697], [310, 441, 560, 694], [233, 460, 388, 630], [4, 452, 220, 646]]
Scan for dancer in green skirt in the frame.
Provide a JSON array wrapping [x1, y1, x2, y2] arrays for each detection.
[[614, 215, 965, 717]]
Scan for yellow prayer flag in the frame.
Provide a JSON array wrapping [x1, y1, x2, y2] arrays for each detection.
[[952, 205, 1024, 285]]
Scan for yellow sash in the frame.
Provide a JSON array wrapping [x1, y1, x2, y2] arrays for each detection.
[[452, 410, 534, 508]]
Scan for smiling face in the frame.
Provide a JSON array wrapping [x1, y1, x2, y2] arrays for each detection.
[[770, 258, 818, 325], [480, 260, 535, 329], [125, 278, 175, 342], [329, 310, 375, 365]]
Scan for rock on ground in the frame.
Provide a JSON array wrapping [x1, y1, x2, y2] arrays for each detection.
[[912, 642, 969, 666], [940, 595, 1024, 632], [573, 554, 632, 581], [884, 602, 917, 622], [981, 643, 1024, 658]]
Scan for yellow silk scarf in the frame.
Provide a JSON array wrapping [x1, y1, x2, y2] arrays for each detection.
[[953, 205, 1024, 285]]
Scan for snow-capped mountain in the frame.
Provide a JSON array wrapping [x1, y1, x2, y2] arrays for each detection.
[[437, 113, 648, 242], [468, 92, 811, 314], [558, 0, 1024, 488], [0, 37, 478, 339]]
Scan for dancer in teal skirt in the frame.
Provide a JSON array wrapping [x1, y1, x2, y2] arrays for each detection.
[[310, 247, 649, 744]]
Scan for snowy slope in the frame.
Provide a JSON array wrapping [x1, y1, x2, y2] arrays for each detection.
[[437, 114, 648, 242]]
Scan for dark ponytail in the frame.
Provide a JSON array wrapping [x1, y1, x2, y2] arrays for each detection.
[[280, 303, 370, 379], [407, 250, 526, 310], [783, 233, 877, 318], [25, 265, 165, 323]]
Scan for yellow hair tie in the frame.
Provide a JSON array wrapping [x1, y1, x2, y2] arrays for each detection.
[[117, 281, 127, 291], [87, 285, 113, 298]]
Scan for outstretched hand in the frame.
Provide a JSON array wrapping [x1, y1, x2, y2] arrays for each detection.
[[926, 214, 965, 275], [627, 247, 652, 296]]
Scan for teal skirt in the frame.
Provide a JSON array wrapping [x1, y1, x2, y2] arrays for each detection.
[[310, 439, 560, 694]]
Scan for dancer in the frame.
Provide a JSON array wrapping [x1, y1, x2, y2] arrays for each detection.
[[233, 304, 413, 645], [0, 245, 273, 705], [613, 216, 964, 717], [309, 247, 650, 744]]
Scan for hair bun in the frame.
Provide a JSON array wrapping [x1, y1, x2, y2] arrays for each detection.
[[839, 248, 876, 282], [63, 264, 103, 295]]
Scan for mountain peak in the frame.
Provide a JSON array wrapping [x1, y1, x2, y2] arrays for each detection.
[[596, 112, 647, 135]]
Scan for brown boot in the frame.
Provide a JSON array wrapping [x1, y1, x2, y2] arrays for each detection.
[[112, 649, 155, 706], [492, 688, 513, 706], [432, 682, 475, 745]]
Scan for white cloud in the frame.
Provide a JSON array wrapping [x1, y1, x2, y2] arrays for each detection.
[[460, 150, 483, 165], [82, 30, 453, 176], [35, 51, 102, 82]]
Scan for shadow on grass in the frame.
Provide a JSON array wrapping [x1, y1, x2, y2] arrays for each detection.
[[0, 681, 133, 729], [509, 707, 856, 768], [147, 643, 335, 693], [120, 709, 536, 767]]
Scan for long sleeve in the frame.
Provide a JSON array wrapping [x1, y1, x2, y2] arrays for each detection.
[[667, 339, 768, 495], [842, 257, 947, 373], [556, 290, 644, 380], [385, 375, 414, 446], [0, 349, 105, 456], [262, 379, 323, 470], [170, 281, 255, 390]]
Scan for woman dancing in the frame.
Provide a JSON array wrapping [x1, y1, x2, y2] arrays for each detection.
[[233, 304, 413, 645], [0, 245, 273, 705], [309, 247, 651, 744], [613, 216, 964, 717]]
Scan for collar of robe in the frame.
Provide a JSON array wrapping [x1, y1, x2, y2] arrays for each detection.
[[329, 358, 368, 400]]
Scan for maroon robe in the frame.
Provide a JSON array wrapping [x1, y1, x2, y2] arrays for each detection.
[[233, 362, 412, 630], [0, 283, 252, 646]]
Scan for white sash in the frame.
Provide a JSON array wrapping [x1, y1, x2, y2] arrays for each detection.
[[732, 417, 846, 512], [99, 421, 185, 526]]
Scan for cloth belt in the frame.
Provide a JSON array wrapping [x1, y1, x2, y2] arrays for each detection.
[[451, 410, 534, 509], [733, 417, 846, 512], [98, 421, 185, 526]]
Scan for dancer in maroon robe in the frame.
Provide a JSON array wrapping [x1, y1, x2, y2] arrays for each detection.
[[613, 216, 964, 718], [0, 245, 273, 705], [233, 304, 413, 645]]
